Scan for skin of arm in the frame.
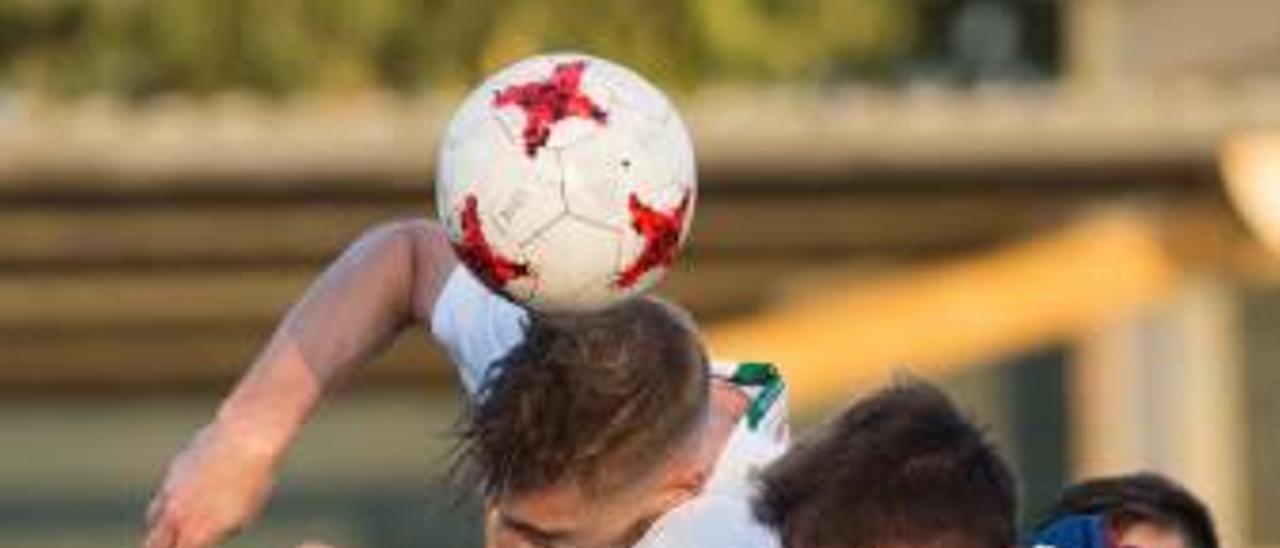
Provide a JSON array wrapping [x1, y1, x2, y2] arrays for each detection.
[[143, 219, 458, 548]]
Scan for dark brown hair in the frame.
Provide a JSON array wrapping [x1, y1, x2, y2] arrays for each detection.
[[1039, 472, 1219, 548], [453, 297, 709, 498], [754, 380, 1017, 548]]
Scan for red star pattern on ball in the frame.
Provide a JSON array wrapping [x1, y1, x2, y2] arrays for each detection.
[[615, 189, 692, 289], [453, 194, 531, 289], [493, 60, 609, 157]]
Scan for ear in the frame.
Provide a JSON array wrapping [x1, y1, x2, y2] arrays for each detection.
[[652, 458, 709, 508]]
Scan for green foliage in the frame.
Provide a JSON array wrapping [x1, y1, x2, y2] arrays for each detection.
[[0, 0, 918, 100]]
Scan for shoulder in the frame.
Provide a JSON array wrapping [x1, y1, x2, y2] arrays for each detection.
[[352, 218, 459, 322], [634, 493, 781, 548], [391, 218, 459, 321]]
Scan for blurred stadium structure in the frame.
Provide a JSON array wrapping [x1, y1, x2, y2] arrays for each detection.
[[2, 0, 1280, 546]]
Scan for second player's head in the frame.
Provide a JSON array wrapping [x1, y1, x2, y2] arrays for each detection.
[[754, 380, 1017, 548], [454, 296, 710, 548], [1035, 472, 1218, 548]]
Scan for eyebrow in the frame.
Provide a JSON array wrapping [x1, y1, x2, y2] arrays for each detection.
[[500, 513, 574, 545]]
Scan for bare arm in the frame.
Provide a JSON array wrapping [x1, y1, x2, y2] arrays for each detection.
[[144, 219, 458, 548], [216, 218, 456, 453]]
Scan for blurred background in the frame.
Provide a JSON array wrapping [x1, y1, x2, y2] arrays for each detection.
[[1, 0, 1279, 546]]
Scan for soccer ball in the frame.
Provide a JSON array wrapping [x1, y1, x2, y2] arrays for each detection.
[[436, 53, 697, 312]]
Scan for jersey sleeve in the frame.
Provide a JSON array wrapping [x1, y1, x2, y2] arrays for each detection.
[[429, 265, 529, 397]]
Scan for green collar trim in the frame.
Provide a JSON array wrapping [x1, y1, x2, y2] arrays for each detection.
[[729, 362, 783, 430]]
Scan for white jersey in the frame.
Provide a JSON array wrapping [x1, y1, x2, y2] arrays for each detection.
[[430, 267, 786, 547]]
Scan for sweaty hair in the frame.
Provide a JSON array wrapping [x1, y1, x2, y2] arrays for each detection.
[[452, 297, 709, 498], [1038, 472, 1219, 548], [754, 380, 1017, 548]]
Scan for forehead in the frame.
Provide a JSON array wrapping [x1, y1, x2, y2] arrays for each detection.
[[495, 483, 662, 547], [1116, 522, 1191, 548], [497, 482, 600, 527]]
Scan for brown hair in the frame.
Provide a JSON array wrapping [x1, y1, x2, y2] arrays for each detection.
[[754, 380, 1017, 548], [452, 297, 709, 498]]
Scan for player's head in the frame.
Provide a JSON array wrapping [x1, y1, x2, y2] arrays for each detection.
[[1035, 472, 1218, 548], [754, 380, 1017, 548], [453, 296, 710, 548]]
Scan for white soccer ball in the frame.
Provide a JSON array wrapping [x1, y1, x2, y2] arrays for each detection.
[[436, 53, 697, 312]]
